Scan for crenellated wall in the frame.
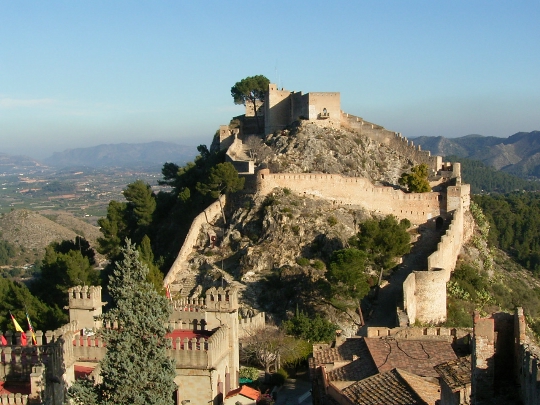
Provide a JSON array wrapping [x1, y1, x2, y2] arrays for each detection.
[[164, 195, 225, 286], [238, 312, 265, 339], [256, 170, 445, 224], [401, 202, 470, 325], [341, 113, 443, 172]]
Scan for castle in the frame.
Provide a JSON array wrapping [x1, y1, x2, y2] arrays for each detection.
[[168, 83, 470, 326], [0, 284, 264, 405]]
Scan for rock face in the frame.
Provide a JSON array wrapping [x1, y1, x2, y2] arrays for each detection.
[[259, 122, 414, 185], [177, 122, 448, 333]]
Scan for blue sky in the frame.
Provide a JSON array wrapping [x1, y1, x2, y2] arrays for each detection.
[[1, 1, 539, 159]]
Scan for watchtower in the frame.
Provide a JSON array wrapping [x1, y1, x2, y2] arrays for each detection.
[[68, 286, 105, 330]]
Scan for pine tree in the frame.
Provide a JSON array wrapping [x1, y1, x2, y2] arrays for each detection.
[[69, 240, 176, 405]]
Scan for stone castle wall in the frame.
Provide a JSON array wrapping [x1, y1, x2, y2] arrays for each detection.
[[341, 113, 443, 172], [164, 196, 225, 286], [264, 84, 341, 134], [256, 170, 445, 224], [403, 206, 469, 324]]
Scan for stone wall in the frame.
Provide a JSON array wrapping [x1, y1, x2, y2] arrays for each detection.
[[341, 113, 443, 172], [238, 312, 265, 339], [164, 196, 225, 286], [264, 84, 341, 134], [257, 170, 445, 224], [402, 206, 469, 324]]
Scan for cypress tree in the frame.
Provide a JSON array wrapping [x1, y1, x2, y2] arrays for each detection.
[[69, 240, 176, 405]]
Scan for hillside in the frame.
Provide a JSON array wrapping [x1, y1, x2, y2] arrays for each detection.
[[0, 209, 100, 264], [413, 131, 540, 178], [257, 122, 414, 185], [43, 141, 197, 168], [0, 153, 45, 174]]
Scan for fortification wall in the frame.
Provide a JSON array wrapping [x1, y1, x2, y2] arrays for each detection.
[[403, 273, 416, 325], [257, 171, 444, 224], [307, 92, 341, 128], [366, 325, 471, 341], [164, 196, 225, 286], [427, 207, 466, 281], [341, 113, 442, 172], [514, 308, 540, 405], [265, 84, 292, 134], [402, 206, 468, 324], [413, 269, 448, 324], [238, 312, 265, 339]]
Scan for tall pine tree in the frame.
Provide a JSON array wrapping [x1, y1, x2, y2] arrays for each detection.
[[69, 240, 176, 405]]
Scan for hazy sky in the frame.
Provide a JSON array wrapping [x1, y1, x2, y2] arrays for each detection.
[[1, 1, 539, 159]]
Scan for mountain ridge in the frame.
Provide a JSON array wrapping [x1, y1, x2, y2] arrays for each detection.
[[412, 130, 540, 177]]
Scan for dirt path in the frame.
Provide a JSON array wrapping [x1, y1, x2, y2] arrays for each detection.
[[360, 225, 443, 332]]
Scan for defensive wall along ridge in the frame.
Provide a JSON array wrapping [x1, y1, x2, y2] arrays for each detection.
[[403, 202, 472, 325], [164, 196, 225, 287], [256, 169, 452, 224]]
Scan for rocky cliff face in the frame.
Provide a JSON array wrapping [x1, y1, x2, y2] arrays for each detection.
[[182, 122, 439, 332], [259, 122, 414, 185]]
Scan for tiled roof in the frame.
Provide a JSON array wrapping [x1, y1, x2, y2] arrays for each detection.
[[74, 364, 96, 379], [397, 369, 440, 404], [312, 338, 367, 366], [340, 368, 433, 405], [364, 337, 457, 378], [225, 385, 260, 400], [326, 339, 378, 382], [434, 357, 471, 390]]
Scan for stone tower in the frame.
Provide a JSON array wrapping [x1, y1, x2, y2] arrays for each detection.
[[68, 285, 105, 330]]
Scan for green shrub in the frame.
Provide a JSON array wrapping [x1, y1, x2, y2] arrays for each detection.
[[327, 216, 338, 226], [296, 257, 310, 266], [239, 366, 259, 382], [311, 260, 325, 271], [291, 225, 300, 235], [270, 369, 288, 386], [283, 188, 291, 195]]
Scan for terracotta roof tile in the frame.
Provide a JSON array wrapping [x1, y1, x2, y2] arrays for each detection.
[[434, 357, 471, 390], [312, 338, 367, 367], [364, 337, 457, 378], [326, 340, 378, 382], [225, 385, 260, 400], [340, 369, 432, 405]]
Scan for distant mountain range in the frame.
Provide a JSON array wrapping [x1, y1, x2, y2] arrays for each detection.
[[43, 141, 197, 168], [413, 131, 540, 178]]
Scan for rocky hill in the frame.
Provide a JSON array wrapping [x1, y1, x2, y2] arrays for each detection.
[[43, 141, 196, 168], [413, 130, 540, 178], [0, 209, 101, 264], [258, 122, 413, 185]]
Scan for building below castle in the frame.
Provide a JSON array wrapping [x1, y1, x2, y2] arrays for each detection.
[[0, 284, 264, 405]]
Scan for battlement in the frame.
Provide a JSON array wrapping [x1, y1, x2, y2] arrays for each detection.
[[205, 286, 239, 311], [68, 286, 104, 330]]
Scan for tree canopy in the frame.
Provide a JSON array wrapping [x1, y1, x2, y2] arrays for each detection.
[[327, 248, 370, 302], [399, 163, 431, 193], [31, 240, 99, 314], [69, 240, 176, 405], [231, 75, 270, 132], [349, 215, 411, 277]]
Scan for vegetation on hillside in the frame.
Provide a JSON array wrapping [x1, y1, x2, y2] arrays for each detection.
[[473, 192, 540, 275], [398, 163, 431, 193], [446, 155, 540, 194]]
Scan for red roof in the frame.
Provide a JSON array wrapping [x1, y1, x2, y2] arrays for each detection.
[[166, 329, 213, 340], [167, 329, 213, 349], [225, 385, 260, 400], [0, 381, 31, 395], [75, 365, 96, 379]]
